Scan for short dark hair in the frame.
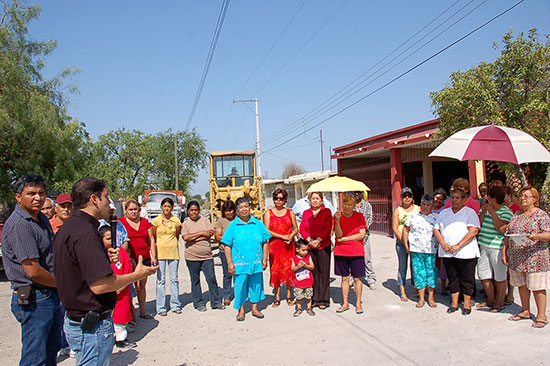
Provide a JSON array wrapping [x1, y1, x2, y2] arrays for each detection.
[[15, 174, 46, 194], [71, 178, 107, 209], [161, 197, 174, 207], [490, 171, 507, 185], [433, 188, 447, 198], [451, 188, 467, 198], [221, 200, 236, 218], [187, 200, 200, 211], [488, 186, 506, 204], [272, 188, 288, 201], [98, 225, 111, 238], [295, 238, 308, 250], [235, 197, 250, 208]]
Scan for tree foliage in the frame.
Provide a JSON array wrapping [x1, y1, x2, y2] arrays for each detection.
[[88, 128, 208, 200], [281, 162, 306, 179], [0, 0, 87, 202], [430, 29, 550, 206]]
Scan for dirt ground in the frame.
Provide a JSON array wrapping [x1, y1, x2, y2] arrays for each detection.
[[0, 233, 548, 366]]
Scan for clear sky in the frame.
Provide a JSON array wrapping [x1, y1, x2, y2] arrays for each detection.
[[28, 0, 550, 195]]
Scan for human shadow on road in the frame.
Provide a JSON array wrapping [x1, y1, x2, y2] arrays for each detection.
[[111, 348, 139, 366], [0, 269, 9, 283]]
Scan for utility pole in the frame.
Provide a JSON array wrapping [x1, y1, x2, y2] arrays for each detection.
[[329, 145, 333, 171], [174, 135, 178, 190], [233, 98, 262, 178], [320, 129, 324, 172]]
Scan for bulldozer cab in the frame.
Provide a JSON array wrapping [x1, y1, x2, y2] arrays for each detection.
[[209, 151, 264, 224]]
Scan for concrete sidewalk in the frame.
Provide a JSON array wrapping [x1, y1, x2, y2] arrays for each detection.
[[0, 233, 547, 365]]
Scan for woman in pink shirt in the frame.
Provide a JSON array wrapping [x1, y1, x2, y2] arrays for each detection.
[[299, 192, 333, 309]]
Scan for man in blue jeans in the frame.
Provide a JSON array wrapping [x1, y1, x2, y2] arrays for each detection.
[[1, 174, 63, 365], [54, 178, 158, 365]]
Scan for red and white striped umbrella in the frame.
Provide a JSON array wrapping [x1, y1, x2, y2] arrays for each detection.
[[429, 125, 550, 164]]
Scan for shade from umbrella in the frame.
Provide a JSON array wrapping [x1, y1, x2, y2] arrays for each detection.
[[306, 176, 370, 193], [428, 125, 550, 164]]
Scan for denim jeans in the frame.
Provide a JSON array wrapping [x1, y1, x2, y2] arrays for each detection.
[[186, 259, 221, 308], [156, 259, 182, 313], [64, 315, 114, 366], [395, 239, 415, 287], [11, 288, 63, 366], [218, 246, 234, 301]]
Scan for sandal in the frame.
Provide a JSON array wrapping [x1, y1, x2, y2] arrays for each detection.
[[532, 319, 548, 328], [475, 301, 492, 309], [336, 306, 349, 313], [139, 314, 153, 319], [272, 300, 281, 308], [319, 305, 327, 310], [428, 301, 437, 308], [490, 306, 504, 313], [508, 313, 531, 321], [504, 298, 514, 306], [286, 299, 295, 306], [400, 294, 408, 302]]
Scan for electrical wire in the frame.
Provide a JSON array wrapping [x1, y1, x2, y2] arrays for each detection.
[[185, 0, 231, 131], [233, 0, 307, 98], [262, 0, 525, 154], [252, 0, 350, 96], [260, 0, 471, 147]]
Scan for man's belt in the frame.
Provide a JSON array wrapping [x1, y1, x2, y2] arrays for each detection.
[[68, 310, 112, 323]]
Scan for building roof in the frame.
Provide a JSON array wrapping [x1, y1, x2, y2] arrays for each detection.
[[332, 119, 439, 159], [263, 170, 336, 186]]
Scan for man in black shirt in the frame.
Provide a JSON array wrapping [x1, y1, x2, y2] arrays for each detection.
[[54, 178, 157, 365], [1, 174, 62, 366]]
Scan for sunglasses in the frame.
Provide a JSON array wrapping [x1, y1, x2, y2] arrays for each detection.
[[274, 196, 285, 201]]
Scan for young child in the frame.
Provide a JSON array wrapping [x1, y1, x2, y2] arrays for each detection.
[[291, 239, 315, 317], [99, 226, 136, 349]]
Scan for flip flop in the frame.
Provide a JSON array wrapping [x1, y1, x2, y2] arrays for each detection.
[[532, 320, 548, 328], [508, 314, 531, 321], [428, 302, 437, 308], [400, 294, 408, 302], [504, 298, 514, 306], [490, 306, 504, 313], [475, 302, 492, 309], [272, 300, 281, 308], [286, 299, 295, 306], [336, 306, 349, 313], [139, 314, 153, 319]]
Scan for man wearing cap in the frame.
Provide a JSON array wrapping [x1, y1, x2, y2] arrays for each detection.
[[54, 177, 157, 365], [41, 197, 56, 220], [353, 191, 377, 289], [1, 174, 63, 365], [50, 193, 73, 234]]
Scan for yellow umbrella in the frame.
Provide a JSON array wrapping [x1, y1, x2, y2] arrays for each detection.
[[306, 176, 370, 195]]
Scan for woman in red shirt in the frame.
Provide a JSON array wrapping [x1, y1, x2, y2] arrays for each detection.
[[334, 195, 367, 314], [119, 199, 156, 319], [299, 191, 333, 309]]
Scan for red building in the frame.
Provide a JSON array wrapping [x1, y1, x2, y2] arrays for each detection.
[[332, 119, 486, 235]]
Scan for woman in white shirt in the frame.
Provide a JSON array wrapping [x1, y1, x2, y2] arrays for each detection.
[[434, 188, 480, 315]]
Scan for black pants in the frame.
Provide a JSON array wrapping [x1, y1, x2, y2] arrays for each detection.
[[442, 257, 478, 296], [310, 245, 331, 307]]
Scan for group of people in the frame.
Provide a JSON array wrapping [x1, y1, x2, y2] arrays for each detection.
[[2, 172, 550, 366], [391, 174, 550, 329]]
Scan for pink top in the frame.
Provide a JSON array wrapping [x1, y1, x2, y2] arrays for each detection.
[[292, 254, 314, 288], [299, 207, 332, 250], [444, 197, 480, 213]]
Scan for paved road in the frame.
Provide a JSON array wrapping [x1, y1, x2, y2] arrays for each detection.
[[0, 233, 547, 365]]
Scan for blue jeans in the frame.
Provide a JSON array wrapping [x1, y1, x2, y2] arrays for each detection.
[[218, 246, 234, 301], [11, 288, 62, 366], [395, 239, 415, 287], [64, 315, 114, 366], [156, 259, 182, 313], [186, 259, 221, 308]]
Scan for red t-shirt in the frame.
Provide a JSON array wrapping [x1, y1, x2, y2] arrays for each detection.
[[444, 197, 480, 213], [299, 207, 332, 250], [119, 217, 151, 260], [111, 248, 132, 325], [509, 203, 521, 213], [292, 255, 314, 288], [334, 212, 366, 257]]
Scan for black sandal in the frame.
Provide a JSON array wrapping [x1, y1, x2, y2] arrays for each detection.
[[272, 300, 281, 308]]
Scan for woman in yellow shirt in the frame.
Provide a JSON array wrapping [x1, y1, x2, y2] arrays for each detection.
[[151, 197, 182, 316]]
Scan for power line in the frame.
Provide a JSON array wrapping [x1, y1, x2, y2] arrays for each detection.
[[252, 0, 350, 96], [262, 0, 525, 154], [260, 0, 468, 147], [185, 0, 231, 131], [233, 0, 307, 98]]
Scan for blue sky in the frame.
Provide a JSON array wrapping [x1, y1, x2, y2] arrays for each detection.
[[29, 0, 550, 194]]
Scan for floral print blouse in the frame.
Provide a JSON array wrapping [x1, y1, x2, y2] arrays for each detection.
[[405, 212, 438, 254]]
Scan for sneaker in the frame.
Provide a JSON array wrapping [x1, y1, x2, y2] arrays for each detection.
[[306, 308, 316, 316], [115, 340, 137, 349], [158, 311, 167, 316], [212, 304, 226, 310], [293, 309, 303, 317], [367, 281, 377, 290], [58, 347, 71, 357], [197, 306, 207, 312]]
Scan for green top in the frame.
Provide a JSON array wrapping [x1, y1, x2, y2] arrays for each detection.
[[478, 205, 513, 249]]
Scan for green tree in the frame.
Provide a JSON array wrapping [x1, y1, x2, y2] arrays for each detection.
[[0, 1, 87, 203], [430, 29, 550, 206], [89, 128, 207, 200]]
